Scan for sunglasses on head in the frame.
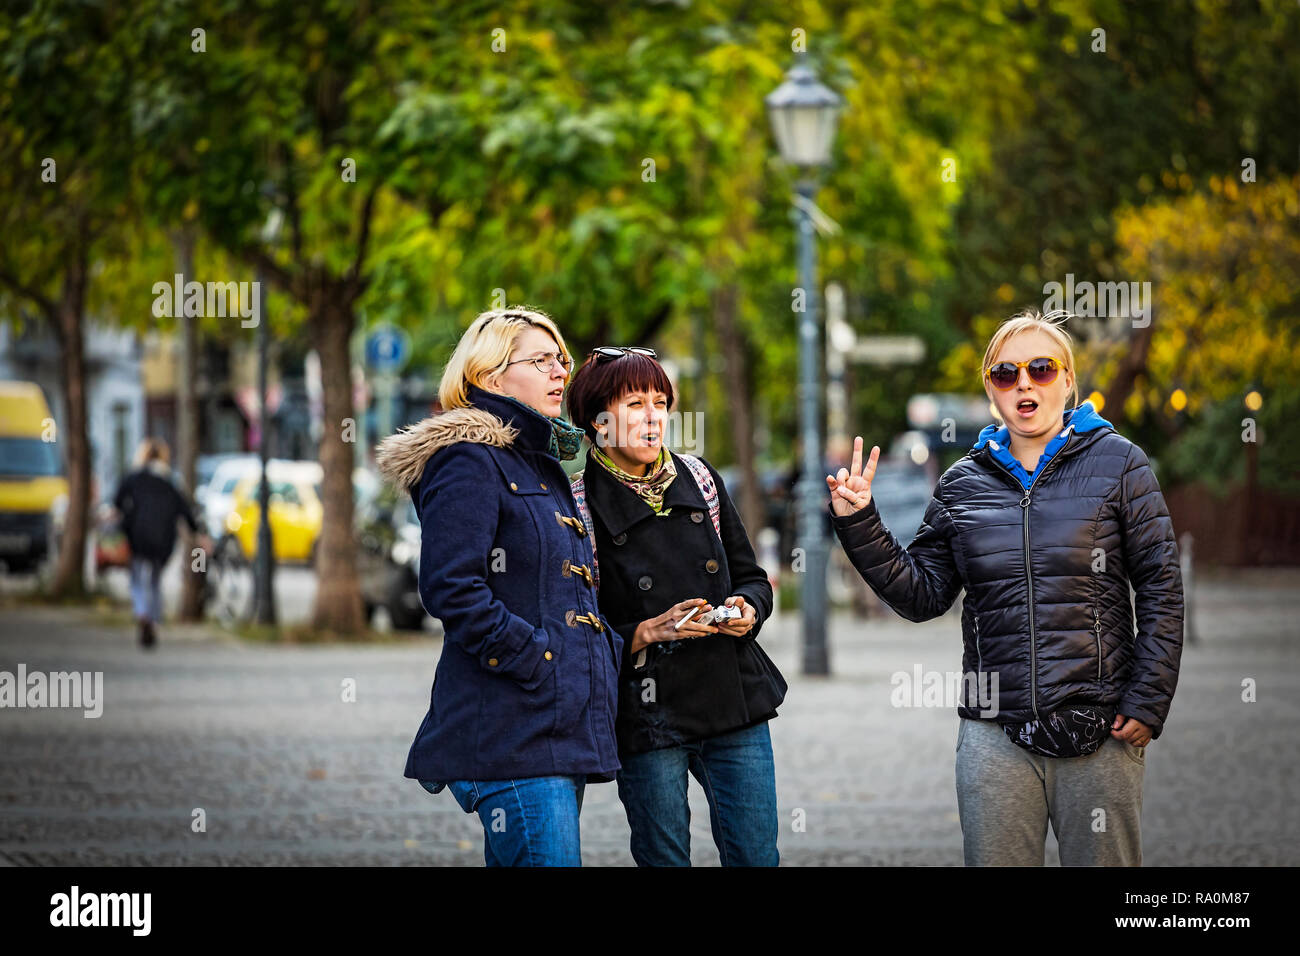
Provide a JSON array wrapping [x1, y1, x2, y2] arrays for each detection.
[[985, 356, 1066, 390], [591, 346, 657, 363]]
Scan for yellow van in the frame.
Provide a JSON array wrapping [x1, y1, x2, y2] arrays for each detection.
[[0, 381, 68, 572]]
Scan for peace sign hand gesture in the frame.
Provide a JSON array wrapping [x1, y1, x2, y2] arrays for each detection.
[[826, 436, 880, 518]]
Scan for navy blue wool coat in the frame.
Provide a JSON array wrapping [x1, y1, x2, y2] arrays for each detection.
[[376, 385, 622, 785]]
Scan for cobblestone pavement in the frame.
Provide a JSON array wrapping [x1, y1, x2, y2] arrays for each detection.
[[1, 568, 1297, 866]]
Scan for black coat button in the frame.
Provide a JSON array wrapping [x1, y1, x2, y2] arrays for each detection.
[[690, 512, 704, 523], [638, 575, 653, 590], [613, 533, 627, 545], [705, 559, 719, 573]]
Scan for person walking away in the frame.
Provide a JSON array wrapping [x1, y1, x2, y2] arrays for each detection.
[[112, 438, 207, 648]]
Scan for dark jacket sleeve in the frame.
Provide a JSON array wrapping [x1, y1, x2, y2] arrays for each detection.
[[607, 612, 642, 658], [113, 474, 132, 515], [830, 480, 963, 623], [705, 460, 773, 643], [174, 484, 199, 534], [112, 474, 135, 545], [415, 445, 553, 690], [1115, 443, 1184, 739]]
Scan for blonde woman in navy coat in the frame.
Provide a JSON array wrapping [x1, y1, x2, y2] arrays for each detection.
[[377, 308, 621, 867]]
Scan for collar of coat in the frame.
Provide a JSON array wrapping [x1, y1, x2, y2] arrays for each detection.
[[581, 449, 709, 538], [969, 400, 1114, 488], [374, 384, 558, 492]]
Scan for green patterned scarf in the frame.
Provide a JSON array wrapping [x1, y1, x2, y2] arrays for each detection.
[[591, 445, 677, 513], [497, 394, 585, 461]]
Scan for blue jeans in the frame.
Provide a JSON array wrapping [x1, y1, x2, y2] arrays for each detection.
[[616, 720, 779, 867], [421, 775, 587, 867], [129, 557, 163, 622]]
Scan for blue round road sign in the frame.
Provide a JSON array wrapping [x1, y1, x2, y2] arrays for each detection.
[[365, 327, 411, 372]]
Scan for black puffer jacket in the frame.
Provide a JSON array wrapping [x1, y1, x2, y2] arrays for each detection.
[[832, 404, 1184, 738]]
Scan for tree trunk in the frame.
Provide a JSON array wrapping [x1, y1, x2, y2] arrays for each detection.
[[712, 284, 763, 538], [49, 245, 90, 599], [310, 293, 365, 633], [175, 229, 205, 620], [1101, 313, 1157, 425]]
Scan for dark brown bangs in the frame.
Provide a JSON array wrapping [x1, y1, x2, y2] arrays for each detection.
[[566, 351, 675, 444]]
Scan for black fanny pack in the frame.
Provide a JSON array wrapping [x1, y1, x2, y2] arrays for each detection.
[[1003, 705, 1116, 758]]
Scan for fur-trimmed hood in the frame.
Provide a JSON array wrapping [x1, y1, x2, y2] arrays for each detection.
[[375, 407, 518, 491]]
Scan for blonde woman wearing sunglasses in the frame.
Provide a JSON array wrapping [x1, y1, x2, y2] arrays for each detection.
[[827, 310, 1184, 866]]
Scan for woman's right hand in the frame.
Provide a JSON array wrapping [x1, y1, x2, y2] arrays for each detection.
[[630, 598, 719, 656], [826, 436, 880, 517]]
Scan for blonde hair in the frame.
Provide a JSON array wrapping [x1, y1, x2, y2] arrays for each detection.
[[135, 437, 170, 467], [438, 307, 572, 410], [981, 309, 1079, 410]]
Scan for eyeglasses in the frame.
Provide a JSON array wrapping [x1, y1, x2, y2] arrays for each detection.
[[591, 347, 657, 363], [985, 356, 1065, 390], [506, 351, 573, 374]]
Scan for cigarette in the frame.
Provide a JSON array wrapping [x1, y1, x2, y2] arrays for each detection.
[[674, 606, 701, 630]]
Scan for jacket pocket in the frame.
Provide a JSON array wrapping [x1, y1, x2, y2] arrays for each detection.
[[1120, 737, 1146, 767], [551, 635, 591, 736], [478, 658, 561, 753]]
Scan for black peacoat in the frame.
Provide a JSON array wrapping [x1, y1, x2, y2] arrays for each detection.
[[579, 452, 787, 755]]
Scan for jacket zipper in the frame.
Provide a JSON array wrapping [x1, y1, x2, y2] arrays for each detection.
[[989, 432, 1074, 721], [1094, 607, 1103, 683], [973, 612, 983, 675]]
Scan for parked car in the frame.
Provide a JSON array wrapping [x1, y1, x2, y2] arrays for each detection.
[[356, 486, 426, 631], [0, 381, 68, 573], [221, 461, 324, 564], [199, 455, 261, 540]]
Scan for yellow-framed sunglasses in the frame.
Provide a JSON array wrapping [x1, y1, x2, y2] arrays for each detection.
[[985, 356, 1066, 390]]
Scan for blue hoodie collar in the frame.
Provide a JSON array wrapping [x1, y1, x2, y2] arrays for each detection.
[[972, 400, 1112, 490]]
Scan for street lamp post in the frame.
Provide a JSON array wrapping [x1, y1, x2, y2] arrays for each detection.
[[253, 205, 284, 627], [766, 60, 842, 676]]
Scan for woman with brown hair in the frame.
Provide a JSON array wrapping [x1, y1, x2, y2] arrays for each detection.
[[566, 347, 787, 866]]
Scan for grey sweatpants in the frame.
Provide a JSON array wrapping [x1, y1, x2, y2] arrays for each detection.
[[955, 717, 1145, 866]]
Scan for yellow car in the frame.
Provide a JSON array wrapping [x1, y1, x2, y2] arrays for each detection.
[[223, 466, 323, 564], [0, 381, 69, 572]]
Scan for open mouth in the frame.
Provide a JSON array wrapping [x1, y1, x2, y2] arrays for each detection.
[[640, 432, 661, 444], [1016, 399, 1039, 417], [547, 388, 563, 400]]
